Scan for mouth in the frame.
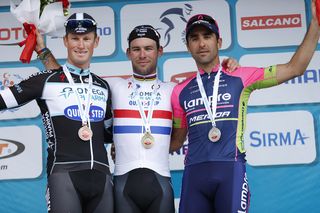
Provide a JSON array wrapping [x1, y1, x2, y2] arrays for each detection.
[[197, 51, 210, 57], [75, 50, 88, 56], [198, 50, 209, 54], [138, 61, 149, 66]]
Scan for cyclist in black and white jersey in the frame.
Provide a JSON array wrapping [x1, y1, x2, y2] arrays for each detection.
[[0, 13, 114, 213]]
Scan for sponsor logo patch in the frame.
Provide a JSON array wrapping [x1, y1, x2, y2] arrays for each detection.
[[0, 138, 25, 159]]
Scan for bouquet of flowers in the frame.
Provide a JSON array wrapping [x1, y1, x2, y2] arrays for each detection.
[[10, 0, 70, 63], [40, 0, 70, 16]]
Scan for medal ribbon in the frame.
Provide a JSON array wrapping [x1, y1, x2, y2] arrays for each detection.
[[63, 65, 94, 168], [196, 67, 222, 127], [63, 65, 93, 125], [132, 79, 159, 134]]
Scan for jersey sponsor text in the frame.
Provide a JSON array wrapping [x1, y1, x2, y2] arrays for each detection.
[[183, 92, 231, 110], [64, 105, 105, 121], [238, 173, 249, 213], [189, 111, 231, 123]]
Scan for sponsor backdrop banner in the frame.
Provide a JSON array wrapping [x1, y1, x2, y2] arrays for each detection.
[[236, 0, 307, 48], [0, 0, 319, 213], [245, 111, 316, 166], [0, 126, 43, 180], [120, 0, 231, 52]]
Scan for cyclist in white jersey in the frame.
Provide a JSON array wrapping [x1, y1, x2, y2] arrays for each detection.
[[108, 25, 176, 213]]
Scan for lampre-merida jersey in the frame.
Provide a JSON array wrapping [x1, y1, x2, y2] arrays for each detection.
[[0, 66, 113, 176], [107, 76, 175, 177], [171, 65, 278, 166]]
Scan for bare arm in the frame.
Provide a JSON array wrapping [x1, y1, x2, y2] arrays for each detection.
[[170, 127, 188, 152], [276, 0, 320, 84], [35, 30, 61, 69]]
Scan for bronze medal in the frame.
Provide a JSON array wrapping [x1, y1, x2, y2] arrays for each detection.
[[78, 125, 93, 141]]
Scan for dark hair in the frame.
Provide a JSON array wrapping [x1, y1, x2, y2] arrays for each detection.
[[128, 25, 161, 49]]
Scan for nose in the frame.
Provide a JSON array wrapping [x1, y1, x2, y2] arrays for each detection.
[[139, 49, 146, 58], [78, 39, 85, 48], [199, 38, 206, 47]]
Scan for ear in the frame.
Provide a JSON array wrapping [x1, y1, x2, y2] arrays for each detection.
[[126, 48, 131, 60], [63, 36, 68, 48], [217, 38, 222, 49], [158, 46, 164, 57], [94, 36, 100, 48], [186, 42, 191, 53]]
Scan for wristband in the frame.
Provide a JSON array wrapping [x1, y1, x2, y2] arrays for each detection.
[[36, 47, 49, 55], [37, 48, 51, 61]]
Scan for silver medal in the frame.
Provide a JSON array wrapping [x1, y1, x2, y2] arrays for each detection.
[[78, 125, 93, 141], [141, 132, 155, 149], [208, 127, 221, 142]]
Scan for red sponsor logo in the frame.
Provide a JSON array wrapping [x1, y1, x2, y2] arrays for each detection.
[[170, 71, 196, 83], [0, 27, 27, 41], [241, 14, 302, 30]]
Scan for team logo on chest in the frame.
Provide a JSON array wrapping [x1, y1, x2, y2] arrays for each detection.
[[64, 105, 105, 122]]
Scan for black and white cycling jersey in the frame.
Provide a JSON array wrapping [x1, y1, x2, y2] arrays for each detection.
[[0, 66, 113, 176]]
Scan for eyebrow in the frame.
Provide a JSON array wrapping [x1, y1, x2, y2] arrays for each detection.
[[131, 44, 155, 49], [189, 30, 214, 37]]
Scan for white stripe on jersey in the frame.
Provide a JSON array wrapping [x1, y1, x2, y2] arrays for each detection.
[[1, 87, 18, 108]]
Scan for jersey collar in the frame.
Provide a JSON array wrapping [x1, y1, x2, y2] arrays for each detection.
[[133, 72, 157, 81], [198, 64, 220, 75], [65, 62, 90, 76]]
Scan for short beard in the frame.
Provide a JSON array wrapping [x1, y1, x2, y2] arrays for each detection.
[[132, 64, 157, 76]]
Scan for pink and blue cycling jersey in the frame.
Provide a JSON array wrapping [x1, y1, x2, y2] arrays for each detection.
[[171, 64, 278, 165]]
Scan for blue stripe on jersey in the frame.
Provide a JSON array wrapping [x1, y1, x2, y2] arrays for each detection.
[[114, 125, 172, 135]]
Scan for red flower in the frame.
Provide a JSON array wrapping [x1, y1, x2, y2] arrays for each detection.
[[59, 0, 70, 10]]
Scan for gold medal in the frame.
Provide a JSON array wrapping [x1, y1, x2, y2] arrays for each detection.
[[141, 132, 154, 149], [208, 127, 221, 142], [78, 125, 93, 141]]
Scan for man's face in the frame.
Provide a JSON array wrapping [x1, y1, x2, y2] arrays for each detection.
[[63, 32, 99, 69], [127, 37, 163, 76], [187, 25, 222, 68]]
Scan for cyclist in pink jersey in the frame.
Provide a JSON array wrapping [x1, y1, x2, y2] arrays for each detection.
[[170, 1, 320, 212]]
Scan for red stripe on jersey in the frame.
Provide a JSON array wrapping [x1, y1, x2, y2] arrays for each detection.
[[114, 109, 172, 119]]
